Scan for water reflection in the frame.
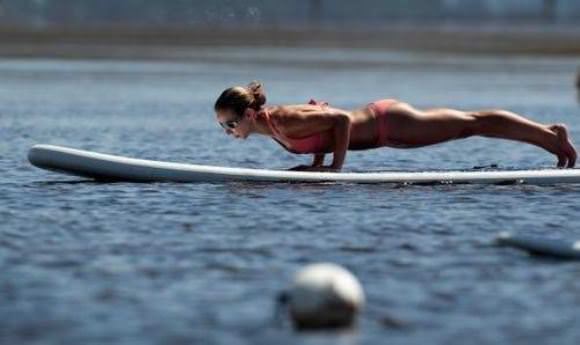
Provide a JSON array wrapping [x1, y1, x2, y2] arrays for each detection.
[[3, 53, 580, 345]]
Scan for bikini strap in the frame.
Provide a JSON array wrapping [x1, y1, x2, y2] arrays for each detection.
[[262, 108, 290, 143], [308, 99, 329, 107]]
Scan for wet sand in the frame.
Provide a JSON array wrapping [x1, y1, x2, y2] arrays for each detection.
[[0, 24, 579, 60]]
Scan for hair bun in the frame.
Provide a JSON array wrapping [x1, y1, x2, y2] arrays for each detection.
[[246, 81, 266, 110]]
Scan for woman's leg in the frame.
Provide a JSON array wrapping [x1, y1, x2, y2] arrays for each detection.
[[383, 103, 577, 167]]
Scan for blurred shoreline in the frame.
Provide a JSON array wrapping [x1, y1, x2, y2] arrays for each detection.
[[0, 24, 579, 60]]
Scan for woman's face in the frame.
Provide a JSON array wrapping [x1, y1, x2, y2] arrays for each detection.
[[216, 108, 251, 139]]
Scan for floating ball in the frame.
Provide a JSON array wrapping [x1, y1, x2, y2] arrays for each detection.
[[287, 263, 365, 330]]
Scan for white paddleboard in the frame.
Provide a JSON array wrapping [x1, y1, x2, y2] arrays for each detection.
[[28, 144, 580, 184], [496, 232, 580, 259]]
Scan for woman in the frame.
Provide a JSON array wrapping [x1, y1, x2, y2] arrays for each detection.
[[214, 82, 576, 172]]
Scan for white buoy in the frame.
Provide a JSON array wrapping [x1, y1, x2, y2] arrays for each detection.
[[287, 263, 365, 330]]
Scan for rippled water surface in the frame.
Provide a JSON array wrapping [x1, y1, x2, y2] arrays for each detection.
[[1, 48, 580, 345]]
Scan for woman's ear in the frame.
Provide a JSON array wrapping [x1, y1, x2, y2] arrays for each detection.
[[244, 108, 257, 121]]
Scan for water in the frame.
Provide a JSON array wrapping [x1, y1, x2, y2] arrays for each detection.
[[1, 48, 580, 345]]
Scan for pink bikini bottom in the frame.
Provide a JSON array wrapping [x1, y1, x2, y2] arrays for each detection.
[[368, 99, 398, 147]]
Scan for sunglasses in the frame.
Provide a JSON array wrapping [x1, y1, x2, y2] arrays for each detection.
[[219, 119, 240, 130]]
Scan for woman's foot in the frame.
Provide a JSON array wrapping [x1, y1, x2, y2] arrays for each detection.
[[549, 124, 577, 168]]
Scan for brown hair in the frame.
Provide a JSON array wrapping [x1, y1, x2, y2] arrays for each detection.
[[214, 81, 267, 118]]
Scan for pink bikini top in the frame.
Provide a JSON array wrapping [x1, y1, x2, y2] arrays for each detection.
[[262, 99, 333, 154]]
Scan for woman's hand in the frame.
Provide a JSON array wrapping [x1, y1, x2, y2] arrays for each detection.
[[287, 165, 340, 172], [287, 164, 311, 171]]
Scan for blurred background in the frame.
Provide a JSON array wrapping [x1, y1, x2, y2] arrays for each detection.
[[0, 0, 579, 57], [2, 0, 580, 27]]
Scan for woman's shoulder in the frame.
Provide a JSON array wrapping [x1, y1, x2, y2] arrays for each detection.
[[272, 99, 329, 111], [266, 104, 321, 128], [270, 104, 313, 116]]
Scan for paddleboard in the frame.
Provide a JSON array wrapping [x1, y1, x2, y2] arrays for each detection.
[[496, 232, 580, 260], [28, 144, 580, 184]]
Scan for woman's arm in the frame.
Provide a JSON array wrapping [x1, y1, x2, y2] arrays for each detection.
[[289, 112, 351, 172], [329, 113, 352, 170], [312, 153, 325, 167], [280, 107, 352, 172]]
